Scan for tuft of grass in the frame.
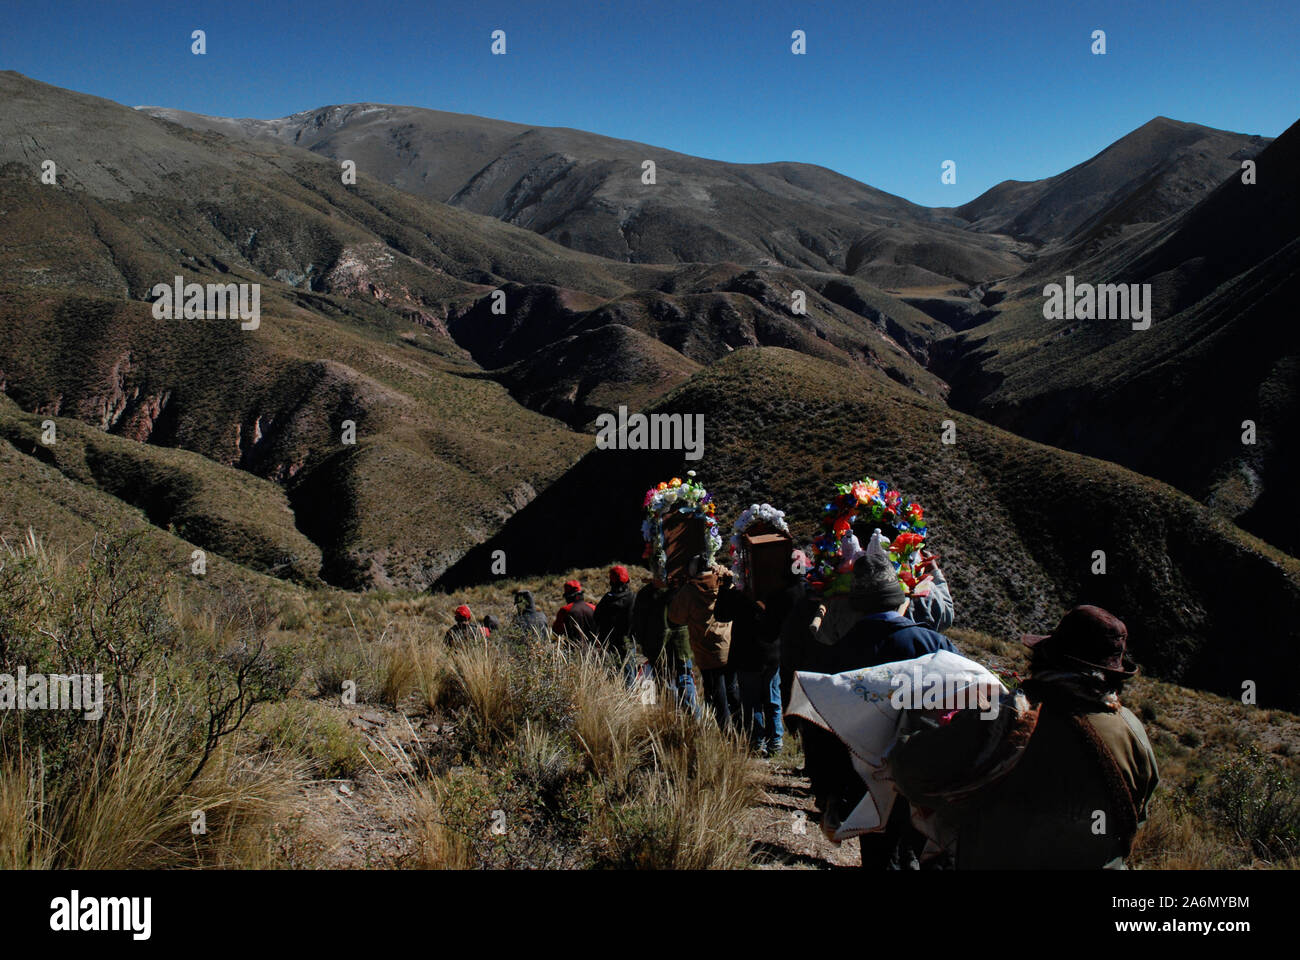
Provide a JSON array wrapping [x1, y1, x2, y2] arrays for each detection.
[[588, 714, 759, 870], [446, 641, 517, 747], [247, 700, 368, 780], [406, 635, 760, 869], [0, 700, 304, 870]]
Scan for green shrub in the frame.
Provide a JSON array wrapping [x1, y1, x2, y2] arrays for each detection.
[[0, 530, 298, 868], [1207, 746, 1300, 862]]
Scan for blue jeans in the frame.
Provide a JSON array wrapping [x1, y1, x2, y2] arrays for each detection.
[[740, 667, 784, 748], [650, 648, 697, 713], [620, 650, 639, 690]]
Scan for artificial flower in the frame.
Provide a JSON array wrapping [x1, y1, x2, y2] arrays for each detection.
[[806, 475, 931, 596]]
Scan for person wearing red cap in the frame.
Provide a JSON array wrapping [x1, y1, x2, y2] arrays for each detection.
[[594, 566, 638, 686], [444, 603, 486, 647], [889, 604, 1159, 869], [553, 579, 597, 641]]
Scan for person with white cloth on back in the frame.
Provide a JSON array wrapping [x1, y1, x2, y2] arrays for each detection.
[[888, 605, 1159, 869], [791, 550, 960, 869]]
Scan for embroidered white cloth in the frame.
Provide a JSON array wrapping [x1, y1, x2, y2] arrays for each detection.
[[787, 649, 1000, 842]]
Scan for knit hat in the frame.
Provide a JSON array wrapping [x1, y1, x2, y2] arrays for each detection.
[[563, 579, 582, 599], [609, 565, 630, 585], [454, 604, 472, 621], [851, 553, 906, 612]]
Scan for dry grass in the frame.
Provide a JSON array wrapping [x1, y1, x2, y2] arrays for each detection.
[[409, 779, 478, 870], [403, 634, 761, 869], [1129, 795, 1238, 870], [588, 712, 759, 869], [14, 522, 1297, 871], [0, 530, 304, 869], [570, 647, 647, 791], [0, 529, 765, 872], [448, 640, 515, 737], [0, 701, 304, 870]]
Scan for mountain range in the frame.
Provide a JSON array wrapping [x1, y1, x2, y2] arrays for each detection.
[[2, 70, 1296, 708]]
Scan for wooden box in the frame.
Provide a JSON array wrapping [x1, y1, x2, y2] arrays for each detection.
[[662, 513, 707, 584], [743, 531, 793, 599]]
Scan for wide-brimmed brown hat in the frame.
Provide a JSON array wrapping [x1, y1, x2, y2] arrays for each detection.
[[1021, 605, 1137, 675]]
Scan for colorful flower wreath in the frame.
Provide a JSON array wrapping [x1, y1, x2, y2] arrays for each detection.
[[641, 474, 722, 581], [807, 477, 928, 595], [728, 503, 792, 592]]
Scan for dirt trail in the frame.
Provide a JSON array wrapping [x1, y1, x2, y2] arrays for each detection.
[[286, 703, 426, 869], [741, 756, 860, 869]]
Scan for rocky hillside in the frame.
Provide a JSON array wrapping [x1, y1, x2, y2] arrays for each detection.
[[1, 72, 953, 585], [935, 116, 1300, 556], [948, 116, 1271, 246], [137, 100, 1032, 289], [440, 348, 1300, 712]]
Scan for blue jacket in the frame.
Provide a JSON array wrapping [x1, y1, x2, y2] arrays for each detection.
[[811, 611, 956, 675]]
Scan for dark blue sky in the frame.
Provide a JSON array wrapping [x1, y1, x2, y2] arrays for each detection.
[[3, 0, 1296, 205]]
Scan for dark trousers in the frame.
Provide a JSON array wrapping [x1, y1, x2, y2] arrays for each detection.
[[699, 667, 739, 729], [858, 798, 924, 870]]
